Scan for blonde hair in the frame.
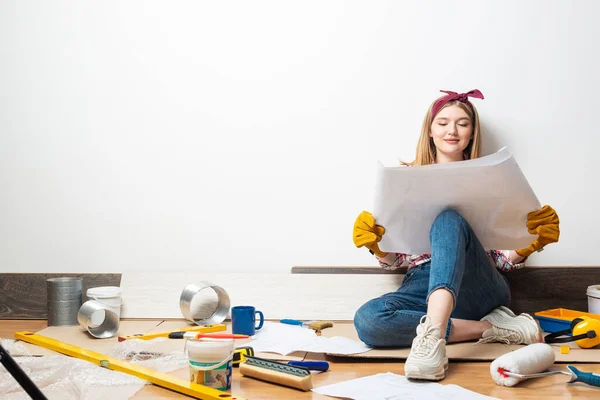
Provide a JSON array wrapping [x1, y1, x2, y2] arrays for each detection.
[[405, 100, 481, 166]]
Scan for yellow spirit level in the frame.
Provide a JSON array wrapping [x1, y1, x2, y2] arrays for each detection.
[[15, 331, 245, 400]]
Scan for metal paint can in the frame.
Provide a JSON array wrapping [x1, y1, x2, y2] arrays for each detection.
[[47, 277, 83, 326], [180, 282, 230, 325], [77, 299, 120, 338]]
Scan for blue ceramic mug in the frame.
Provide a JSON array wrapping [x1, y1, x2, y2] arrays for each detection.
[[231, 306, 264, 335]]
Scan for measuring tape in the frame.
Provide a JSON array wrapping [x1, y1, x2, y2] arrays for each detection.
[[232, 346, 254, 367]]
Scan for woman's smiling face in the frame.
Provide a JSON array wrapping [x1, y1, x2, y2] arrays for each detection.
[[429, 104, 474, 163]]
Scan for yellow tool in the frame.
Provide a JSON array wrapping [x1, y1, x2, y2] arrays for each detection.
[[232, 346, 254, 367], [15, 331, 245, 400], [117, 323, 226, 342]]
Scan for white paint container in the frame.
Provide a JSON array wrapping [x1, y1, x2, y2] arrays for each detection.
[[587, 285, 600, 314], [186, 338, 234, 391], [86, 286, 122, 327]]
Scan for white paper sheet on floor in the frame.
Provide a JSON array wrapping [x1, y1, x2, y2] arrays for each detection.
[[312, 372, 499, 400], [374, 147, 540, 255], [249, 322, 372, 355]]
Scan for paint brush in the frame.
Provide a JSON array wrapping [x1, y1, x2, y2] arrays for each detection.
[[280, 319, 334, 331], [168, 332, 250, 339]]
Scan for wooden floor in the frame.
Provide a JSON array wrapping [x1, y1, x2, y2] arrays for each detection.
[[1, 320, 599, 399]]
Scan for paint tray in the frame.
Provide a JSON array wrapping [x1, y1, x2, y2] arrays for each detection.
[[534, 308, 600, 333]]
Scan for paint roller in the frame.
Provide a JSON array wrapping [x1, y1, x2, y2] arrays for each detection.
[[490, 343, 600, 388]]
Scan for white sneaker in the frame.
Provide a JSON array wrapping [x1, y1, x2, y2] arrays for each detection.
[[404, 315, 448, 381], [479, 306, 543, 345]]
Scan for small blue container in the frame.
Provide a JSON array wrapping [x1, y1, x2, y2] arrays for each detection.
[[535, 315, 572, 333]]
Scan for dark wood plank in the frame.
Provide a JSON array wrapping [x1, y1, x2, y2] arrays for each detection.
[[504, 267, 600, 314], [0, 273, 122, 319], [291, 266, 600, 315]]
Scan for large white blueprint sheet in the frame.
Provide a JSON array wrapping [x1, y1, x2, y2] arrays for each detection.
[[373, 147, 540, 255]]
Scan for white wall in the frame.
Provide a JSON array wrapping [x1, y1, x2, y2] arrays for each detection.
[[1, 0, 598, 273]]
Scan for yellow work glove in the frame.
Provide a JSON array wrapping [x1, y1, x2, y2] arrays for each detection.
[[515, 205, 560, 258], [352, 211, 388, 258]]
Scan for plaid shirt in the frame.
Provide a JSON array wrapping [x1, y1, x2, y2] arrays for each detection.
[[378, 250, 525, 272]]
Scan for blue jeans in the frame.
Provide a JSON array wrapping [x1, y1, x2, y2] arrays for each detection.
[[354, 209, 511, 347]]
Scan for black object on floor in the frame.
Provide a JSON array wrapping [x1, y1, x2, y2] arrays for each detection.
[[0, 344, 48, 400]]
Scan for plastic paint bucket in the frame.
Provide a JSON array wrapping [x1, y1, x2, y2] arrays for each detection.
[[86, 286, 122, 327], [587, 285, 600, 314], [186, 338, 234, 391]]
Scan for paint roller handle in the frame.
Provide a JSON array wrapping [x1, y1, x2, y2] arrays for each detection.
[[288, 361, 330, 372], [567, 366, 600, 388]]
